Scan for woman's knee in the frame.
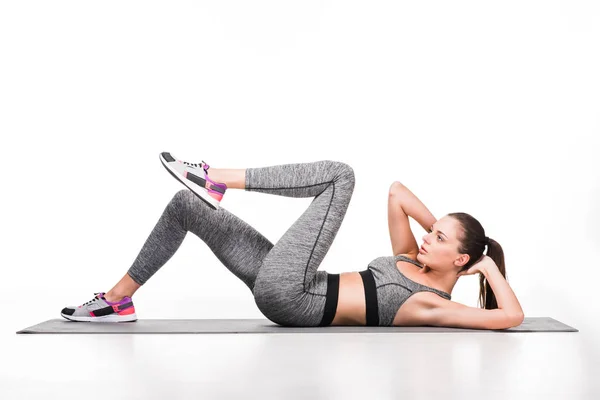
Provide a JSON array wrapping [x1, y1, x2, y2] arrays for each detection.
[[169, 189, 192, 212], [171, 189, 214, 212], [323, 160, 355, 184], [166, 189, 197, 229], [333, 162, 355, 193]]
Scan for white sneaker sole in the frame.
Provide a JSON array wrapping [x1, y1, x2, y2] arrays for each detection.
[[60, 312, 138, 322], [159, 154, 220, 210]]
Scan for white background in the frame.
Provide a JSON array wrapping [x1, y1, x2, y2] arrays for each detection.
[[1, 1, 599, 336]]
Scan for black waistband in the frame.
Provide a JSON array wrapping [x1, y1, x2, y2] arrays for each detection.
[[359, 269, 379, 326], [319, 273, 340, 326]]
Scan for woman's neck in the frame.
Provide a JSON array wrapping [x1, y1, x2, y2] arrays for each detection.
[[415, 263, 457, 295]]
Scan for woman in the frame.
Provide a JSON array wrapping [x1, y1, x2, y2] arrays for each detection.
[[61, 153, 524, 329]]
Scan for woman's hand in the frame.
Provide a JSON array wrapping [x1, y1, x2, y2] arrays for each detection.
[[457, 255, 496, 277]]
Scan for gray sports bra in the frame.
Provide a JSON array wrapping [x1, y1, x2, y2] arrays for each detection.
[[366, 254, 452, 326]]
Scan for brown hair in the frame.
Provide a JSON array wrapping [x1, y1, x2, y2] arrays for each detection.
[[448, 212, 506, 310]]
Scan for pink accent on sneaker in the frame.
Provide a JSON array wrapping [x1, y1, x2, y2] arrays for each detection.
[[205, 178, 227, 199], [205, 175, 226, 188], [208, 191, 223, 201], [118, 307, 136, 315], [105, 297, 130, 305]]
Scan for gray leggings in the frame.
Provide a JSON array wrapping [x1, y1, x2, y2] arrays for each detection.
[[127, 160, 355, 326]]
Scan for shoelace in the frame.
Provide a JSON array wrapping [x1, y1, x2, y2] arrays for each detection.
[[82, 292, 103, 306], [182, 160, 209, 172]]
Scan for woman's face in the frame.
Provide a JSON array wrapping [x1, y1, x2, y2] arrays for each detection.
[[417, 216, 468, 271]]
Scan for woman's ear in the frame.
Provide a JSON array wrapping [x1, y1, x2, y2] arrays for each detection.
[[454, 254, 470, 268]]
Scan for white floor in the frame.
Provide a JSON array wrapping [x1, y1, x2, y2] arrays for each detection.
[[3, 312, 599, 399]]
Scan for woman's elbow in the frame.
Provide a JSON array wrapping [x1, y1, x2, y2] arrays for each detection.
[[389, 181, 405, 195], [509, 313, 525, 327]]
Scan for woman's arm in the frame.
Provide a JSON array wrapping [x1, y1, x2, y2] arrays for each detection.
[[388, 182, 437, 256], [390, 182, 437, 235]]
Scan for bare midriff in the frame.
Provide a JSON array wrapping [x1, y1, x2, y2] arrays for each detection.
[[329, 271, 367, 326], [329, 254, 437, 326]]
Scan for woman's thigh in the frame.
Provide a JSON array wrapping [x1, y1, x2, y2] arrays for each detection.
[[252, 164, 355, 326]]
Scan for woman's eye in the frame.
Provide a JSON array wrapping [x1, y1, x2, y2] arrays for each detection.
[[437, 235, 443, 241]]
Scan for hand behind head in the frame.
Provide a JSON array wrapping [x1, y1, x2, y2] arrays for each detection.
[[457, 254, 491, 277]]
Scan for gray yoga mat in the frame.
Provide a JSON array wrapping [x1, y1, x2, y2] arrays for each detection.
[[16, 317, 577, 334]]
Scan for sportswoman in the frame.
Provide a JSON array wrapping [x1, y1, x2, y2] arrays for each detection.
[[61, 153, 524, 329]]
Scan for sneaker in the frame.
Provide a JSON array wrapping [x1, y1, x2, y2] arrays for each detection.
[[60, 292, 137, 322], [159, 152, 227, 210]]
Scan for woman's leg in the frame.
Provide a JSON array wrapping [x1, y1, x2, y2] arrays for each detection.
[[107, 159, 355, 327], [109, 188, 274, 300], [247, 160, 355, 326]]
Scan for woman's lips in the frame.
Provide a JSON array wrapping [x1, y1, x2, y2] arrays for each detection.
[[420, 246, 428, 253]]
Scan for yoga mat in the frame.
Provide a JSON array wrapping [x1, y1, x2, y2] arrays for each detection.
[[16, 317, 577, 334]]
